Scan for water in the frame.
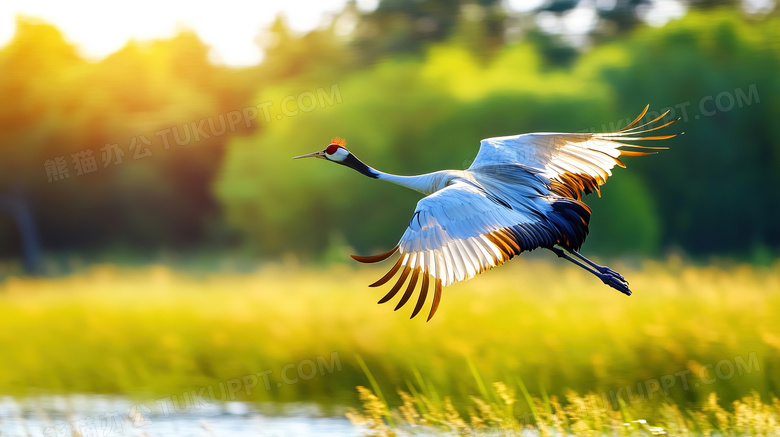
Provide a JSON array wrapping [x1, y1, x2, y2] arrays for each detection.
[[0, 395, 362, 437]]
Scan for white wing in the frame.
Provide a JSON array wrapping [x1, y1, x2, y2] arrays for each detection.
[[352, 179, 575, 321], [469, 106, 678, 199]]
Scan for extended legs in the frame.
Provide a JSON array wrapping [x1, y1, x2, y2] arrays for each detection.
[[547, 247, 631, 296]]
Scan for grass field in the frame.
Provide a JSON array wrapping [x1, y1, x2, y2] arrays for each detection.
[[1, 257, 779, 434]]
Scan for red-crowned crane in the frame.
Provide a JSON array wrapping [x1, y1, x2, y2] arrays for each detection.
[[294, 106, 678, 321]]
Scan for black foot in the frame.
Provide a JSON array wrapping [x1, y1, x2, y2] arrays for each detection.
[[597, 266, 627, 283], [599, 273, 632, 296]]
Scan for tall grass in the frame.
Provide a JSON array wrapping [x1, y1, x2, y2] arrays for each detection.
[[347, 385, 780, 436], [0, 257, 778, 417]]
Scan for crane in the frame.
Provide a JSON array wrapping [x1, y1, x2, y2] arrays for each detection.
[[294, 106, 678, 321]]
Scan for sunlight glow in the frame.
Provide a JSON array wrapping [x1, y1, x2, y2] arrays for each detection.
[[0, 0, 378, 66], [637, 0, 688, 27]]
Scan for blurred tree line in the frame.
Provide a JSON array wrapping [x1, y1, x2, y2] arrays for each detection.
[[0, 1, 778, 270], [0, 20, 261, 266]]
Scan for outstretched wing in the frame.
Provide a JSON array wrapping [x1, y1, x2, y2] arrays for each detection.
[[352, 180, 565, 321], [469, 105, 679, 200], [353, 106, 678, 320]]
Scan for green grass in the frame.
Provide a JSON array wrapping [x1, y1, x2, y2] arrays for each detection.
[[1, 258, 779, 428]]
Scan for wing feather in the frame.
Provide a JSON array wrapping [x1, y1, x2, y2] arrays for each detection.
[[411, 275, 429, 319], [428, 279, 443, 321], [378, 257, 411, 303], [351, 246, 398, 263], [353, 180, 569, 320], [369, 257, 403, 287], [395, 266, 420, 310], [469, 105, 679, 200]]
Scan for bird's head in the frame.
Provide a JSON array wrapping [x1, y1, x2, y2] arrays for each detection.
[[293, 137, 379, 178], [293, 137, 350, 162]]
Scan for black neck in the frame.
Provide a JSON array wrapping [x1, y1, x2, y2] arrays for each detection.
[[339, 153, 379, 179]]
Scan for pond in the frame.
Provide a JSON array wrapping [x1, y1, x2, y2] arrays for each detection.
[[0, 395, 362, 437]]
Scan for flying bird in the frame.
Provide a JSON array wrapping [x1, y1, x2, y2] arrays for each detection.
[[294, 106, 678, 321]]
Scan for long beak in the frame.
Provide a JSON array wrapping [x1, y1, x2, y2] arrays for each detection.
[[292, 150, 327, 160]]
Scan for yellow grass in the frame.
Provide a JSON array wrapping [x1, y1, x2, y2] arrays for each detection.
[[0, 257, 779, 428], [348, 386, 780, 436]]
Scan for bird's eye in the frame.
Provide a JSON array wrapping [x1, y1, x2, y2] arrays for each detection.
[[325, 144, 340, 155]]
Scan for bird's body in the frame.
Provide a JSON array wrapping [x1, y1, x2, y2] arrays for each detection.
[[294, 106, 678, 321]]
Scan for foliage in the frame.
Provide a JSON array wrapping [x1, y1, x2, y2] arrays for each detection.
[[0, 18, 257, 256], [352, 0, 506, 63], [218, 10, 780, 258], [588, 11, 780, 255], [1, 9, 779, 262]]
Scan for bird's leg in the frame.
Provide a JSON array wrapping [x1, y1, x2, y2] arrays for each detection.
[[547, 247, 631, 296], [571, 250, 627, 283]]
